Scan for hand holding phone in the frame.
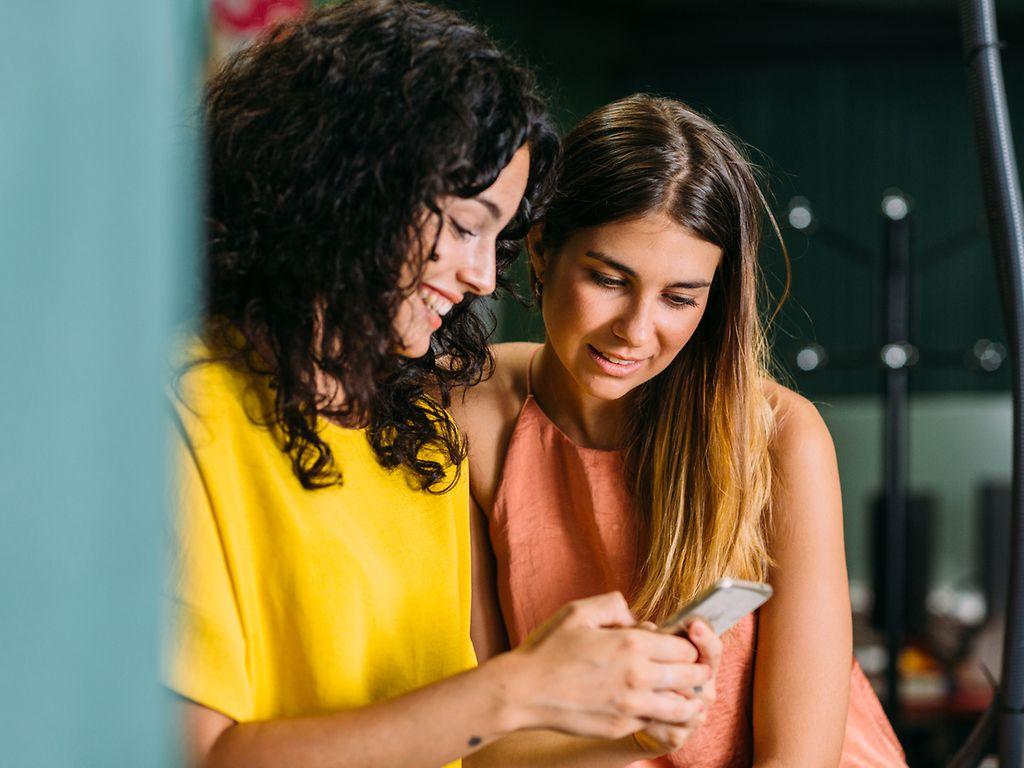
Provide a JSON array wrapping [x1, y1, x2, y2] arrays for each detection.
[[633, 584, 759, 757]]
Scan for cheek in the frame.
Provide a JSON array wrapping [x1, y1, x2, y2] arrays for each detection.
[[543, 279, 612, 339], [657, 307, 709, 358], [394, 294, 416, 328], [427, 228, 471, 278], [427, 235, 454, 273], [391, 295, 429, 353]]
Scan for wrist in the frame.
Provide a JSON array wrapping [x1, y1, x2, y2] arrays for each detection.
[[477, 648, 535, 735]]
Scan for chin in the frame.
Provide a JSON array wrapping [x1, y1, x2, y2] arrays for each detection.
[[400, 342, 431, 359], [396, 332, 433, 358], [579, 372, 636, 402]]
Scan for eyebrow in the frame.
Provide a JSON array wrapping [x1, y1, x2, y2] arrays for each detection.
[[473, 195, 503, 221], [585, 250, 713, 290]]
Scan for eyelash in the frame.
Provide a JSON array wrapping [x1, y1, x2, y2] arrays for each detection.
[[589, 271, 625, 289], [665, 294, 698, 308], [587, 271, 698, 309], [448, 216, 477, 240]]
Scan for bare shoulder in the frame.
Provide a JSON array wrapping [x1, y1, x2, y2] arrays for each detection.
[[449, 342, 536, 429], [450, 342, 541, 511], [763, 379, 836, 464], [762, 379, 843, 539]]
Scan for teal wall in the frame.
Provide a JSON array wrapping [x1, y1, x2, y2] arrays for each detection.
[[0, 2, 202, 765]]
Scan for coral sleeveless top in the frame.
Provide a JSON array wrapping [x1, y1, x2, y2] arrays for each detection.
[[488, 350, 906, 767]]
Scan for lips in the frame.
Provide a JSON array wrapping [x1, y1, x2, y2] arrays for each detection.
[[587, 344, 646, 376], [418, 286, 455, 317]]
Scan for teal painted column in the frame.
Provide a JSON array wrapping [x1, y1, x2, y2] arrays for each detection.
[[0, 2, 203, 765]]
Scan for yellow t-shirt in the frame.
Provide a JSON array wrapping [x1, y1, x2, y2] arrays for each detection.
[[166, 352, 475, 761]]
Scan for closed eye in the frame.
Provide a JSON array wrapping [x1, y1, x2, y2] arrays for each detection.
[[664, 294, 698, 308], [448, 216, 477, 240], [588, 270, 626, 289]]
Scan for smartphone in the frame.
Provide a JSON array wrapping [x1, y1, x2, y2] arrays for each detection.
[[659, 578, 773, 636]]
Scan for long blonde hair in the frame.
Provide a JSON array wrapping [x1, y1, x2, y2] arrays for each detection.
[[538, 94, 787, 621]]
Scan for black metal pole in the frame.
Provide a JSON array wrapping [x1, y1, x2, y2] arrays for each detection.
[[882, 201, 912, 718], [958, 1, 1024, 765]]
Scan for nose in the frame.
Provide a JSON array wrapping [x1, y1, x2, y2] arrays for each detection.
[[456, 239, 498, 296], [611, 296, 653, 347]]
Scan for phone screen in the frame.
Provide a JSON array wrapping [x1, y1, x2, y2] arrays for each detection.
[[659, 578, 773, 636]]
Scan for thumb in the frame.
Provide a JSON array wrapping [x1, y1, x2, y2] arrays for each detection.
[[562, 591, 637, 629]]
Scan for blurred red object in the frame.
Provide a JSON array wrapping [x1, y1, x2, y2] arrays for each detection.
[[212, 0, 307, 35]]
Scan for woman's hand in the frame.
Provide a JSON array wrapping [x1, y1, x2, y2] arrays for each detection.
[[631, 618, 722, 755], [496, 591, 708, 740]]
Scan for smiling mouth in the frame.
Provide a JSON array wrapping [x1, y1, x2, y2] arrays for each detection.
[[587, 344, 646, 373], [418, 286, 455, 318], [592, 347, 641, 365]]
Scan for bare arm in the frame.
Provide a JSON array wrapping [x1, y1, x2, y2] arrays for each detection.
[[181, 658, 522, 768], [466, 642, 719, 768], [182, 589, 707, 768], [752, 393, 852, 767]]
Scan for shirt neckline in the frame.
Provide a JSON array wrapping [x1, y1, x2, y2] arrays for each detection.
[[524, 393, 623, 457]]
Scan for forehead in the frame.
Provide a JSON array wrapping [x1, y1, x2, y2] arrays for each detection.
[[454, 145, 531, 222], [567, 212, 722, 279]]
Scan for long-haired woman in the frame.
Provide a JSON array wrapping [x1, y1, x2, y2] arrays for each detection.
[[168, 9, 711, 768], [455, 94, 906, 766]]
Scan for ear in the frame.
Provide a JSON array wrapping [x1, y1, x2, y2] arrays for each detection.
[[525, 224, 546, 282]]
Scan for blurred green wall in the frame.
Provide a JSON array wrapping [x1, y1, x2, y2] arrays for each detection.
[[823, 393, 1011, 589], [444, 0, 1023, 597], [0, 2, 203, 765], [447, 0, 1022, 399]]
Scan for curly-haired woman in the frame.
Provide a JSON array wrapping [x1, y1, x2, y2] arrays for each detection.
[[167, 4, 713, 768], [454, 95, 906, 766]]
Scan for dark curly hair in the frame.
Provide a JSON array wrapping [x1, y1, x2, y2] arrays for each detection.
[[201, 0, 558, 491]]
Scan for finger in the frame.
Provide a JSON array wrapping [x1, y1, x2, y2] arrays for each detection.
[[618, 690, 705, 725], [645, 661, 712, 691], [624, 629, 699, 663], [695, 680, 716, 706], [686, 620, 723, 673], [677, 676, 717, 702], [638, 621, 658, 631], [565, 591, 636, 629], [552, 712, 648, 741], [642, 721, 700, 752]]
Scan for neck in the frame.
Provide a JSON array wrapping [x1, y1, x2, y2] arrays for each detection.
[[532, 342, 633, 450]]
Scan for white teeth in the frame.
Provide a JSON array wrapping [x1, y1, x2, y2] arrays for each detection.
[[598, 349, 637, 365], [418, 288, 454, 317]]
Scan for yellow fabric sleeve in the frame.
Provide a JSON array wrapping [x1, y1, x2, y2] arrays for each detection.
[[165, 424, 253, 721]]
